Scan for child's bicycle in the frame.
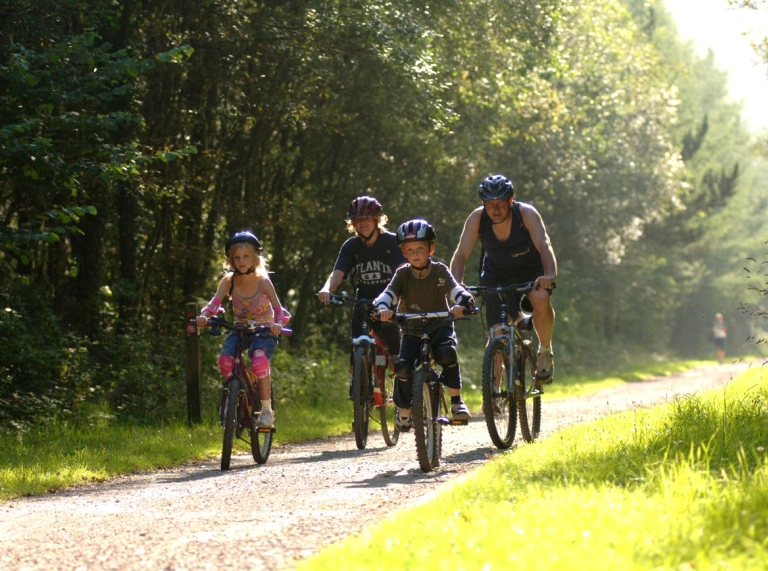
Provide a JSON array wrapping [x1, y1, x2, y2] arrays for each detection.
[[327, 293, 399, 449], [392, 309, 476, 473], [467, 282, 541, 448], [202, 315, 292, 470]]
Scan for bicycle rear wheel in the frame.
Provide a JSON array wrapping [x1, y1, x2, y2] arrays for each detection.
[[517, 339, 541, 442], [379, 363, 399, 447], [481, 338, 516, 449], [412, 369, 441, 472], [221, 375, 240, 471], [250, 396, 273, 465], [352, 345, 372, 449]]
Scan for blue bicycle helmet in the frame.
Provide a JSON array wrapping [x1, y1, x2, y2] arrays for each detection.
[[225, 231, 263, 255]]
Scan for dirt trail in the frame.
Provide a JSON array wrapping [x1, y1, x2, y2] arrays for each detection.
[[0, 362, 749, 571]]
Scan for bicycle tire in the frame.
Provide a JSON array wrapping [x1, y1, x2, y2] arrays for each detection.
[[481, 337, 516, 449], [250, 394, 273, 465], [352, 345, 372, 450], [517, 339, 541, 442], [221, 375, 240, 471], [412, 369, 441, 472], [379, 366, 399, 447]]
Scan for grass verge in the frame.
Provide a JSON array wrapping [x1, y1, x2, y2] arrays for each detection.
[[300, 365, 768, 570]]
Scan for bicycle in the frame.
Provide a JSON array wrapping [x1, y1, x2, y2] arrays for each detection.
[[327, 293, 399, 449], [202, 315, 292, 470], [467, 282, 542, 448], [392, 309, 475, 473]]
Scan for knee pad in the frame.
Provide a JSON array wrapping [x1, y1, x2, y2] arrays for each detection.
[[394, 358, 414, 379], [218, 355, 234, 378], [434, 342, 458, 368], [250, 350, 271, 378]]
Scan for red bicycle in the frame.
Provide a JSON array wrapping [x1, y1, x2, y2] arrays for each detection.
[[328, 293, 399, 449], [203, 316, 292, 469]]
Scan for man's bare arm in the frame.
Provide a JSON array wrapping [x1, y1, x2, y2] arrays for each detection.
[[449, 207, 483, 283]]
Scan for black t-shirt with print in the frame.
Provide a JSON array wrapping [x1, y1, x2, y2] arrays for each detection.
[[333, 231, 406, 299]]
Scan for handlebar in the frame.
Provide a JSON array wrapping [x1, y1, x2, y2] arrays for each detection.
[[199, 316, 293, 337], [325, 292, 374, 307], [467, 282, 536, 296]]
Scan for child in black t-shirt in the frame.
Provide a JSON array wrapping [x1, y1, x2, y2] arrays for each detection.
[[375, 219, 475, 431]]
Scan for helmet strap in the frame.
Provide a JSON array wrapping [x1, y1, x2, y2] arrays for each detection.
[[359, 227, 378, 243], [234, 265, 256, 276], [411, 257, 432, 274], [490, 205, 512, 226]]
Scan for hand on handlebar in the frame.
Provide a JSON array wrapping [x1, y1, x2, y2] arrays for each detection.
[[377, 308, 394, 322], [317, 290, 332, 305], [196, 315, 210, 328], [533, 274, 556, 291]]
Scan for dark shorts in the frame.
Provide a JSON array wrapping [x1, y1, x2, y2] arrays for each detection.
[[714, 337, 726, 350], [480, 271, 553, 326]]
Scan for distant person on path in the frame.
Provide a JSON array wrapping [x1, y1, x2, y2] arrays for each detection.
[[375, 219, 476, 431], [317, 196, 407, 384], [196, 231, 291, 428], [450, 174, 557, 383], [713, 312, 727, 364]]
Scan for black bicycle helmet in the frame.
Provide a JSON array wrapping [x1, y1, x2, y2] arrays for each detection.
[[478, 175, 514, 201], [347, 196, 383, 219], [396, 219, 436, 246], [225, 231, 262, 255]]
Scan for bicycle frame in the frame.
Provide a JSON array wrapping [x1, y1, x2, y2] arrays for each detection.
[[328, 293, 399, 449], [204, 316, 291, 469], [468, 282, 542, 447]]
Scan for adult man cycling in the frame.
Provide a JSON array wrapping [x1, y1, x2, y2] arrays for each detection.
[[450, 175, 557, 383], [318, 196, 406, 372]]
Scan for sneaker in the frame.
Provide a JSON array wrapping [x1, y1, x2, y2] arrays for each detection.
[[395, 408, 413, 432], [451, 401, 471, 421], [256, 409, 275, 428], [536, 348, 554, 384]]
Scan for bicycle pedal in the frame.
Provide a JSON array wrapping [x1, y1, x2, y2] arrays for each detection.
[[257, 427, 276, 434], [450, 419, 469, 426]]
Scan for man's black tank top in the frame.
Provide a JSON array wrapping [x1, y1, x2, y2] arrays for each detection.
[[479, 202, 543, 280]]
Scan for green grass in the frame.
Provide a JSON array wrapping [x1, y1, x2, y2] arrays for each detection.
[[0, 397, 352, 500], [0, 350, 712, 501], [301, 366, 768, 571]]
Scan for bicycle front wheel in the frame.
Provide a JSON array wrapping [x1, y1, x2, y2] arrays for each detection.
[[352, 345, 372, 450], [517, 339, 541, 442], [412, 369, 441, 472], [221, 375, 240, 471], [379, 365, 399, 447], [481, 338, 516, 449], [250, 396, 273, 465]]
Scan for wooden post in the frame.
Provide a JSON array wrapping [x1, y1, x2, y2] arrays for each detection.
[[184, 302, 202, 424]]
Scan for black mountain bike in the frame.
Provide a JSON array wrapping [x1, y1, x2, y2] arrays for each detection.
[[204, 316, 292, 469], [328, 293, 399, 449], [393, 309, 475, 472], [468, 283, 542, 448]]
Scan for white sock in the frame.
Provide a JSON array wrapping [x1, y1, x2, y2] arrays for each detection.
[[539, 344, 552, 353], [261, 400, 272, 412]]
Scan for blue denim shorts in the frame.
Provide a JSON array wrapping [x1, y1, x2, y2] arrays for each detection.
[[220, 331, 278, 361]]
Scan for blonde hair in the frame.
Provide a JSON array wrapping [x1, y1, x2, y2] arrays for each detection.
[[346, 213, 389, 235], [224, 242, 268, 278]]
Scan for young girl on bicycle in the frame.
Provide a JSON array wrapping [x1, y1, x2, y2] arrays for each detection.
[[375, 219, 475, 431], [196, 231, 291, 428]]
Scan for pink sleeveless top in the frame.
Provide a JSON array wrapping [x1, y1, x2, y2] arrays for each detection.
[[230, 285, 274, 325]]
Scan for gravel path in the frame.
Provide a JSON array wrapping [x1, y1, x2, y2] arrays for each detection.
[[0, 362, 748, 570]]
